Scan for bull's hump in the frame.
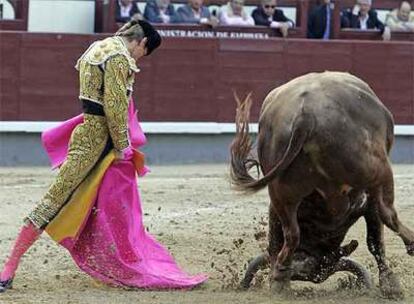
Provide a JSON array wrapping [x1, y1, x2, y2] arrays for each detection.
[[277, 71, 371, 98], [262, 71, 384, 120]]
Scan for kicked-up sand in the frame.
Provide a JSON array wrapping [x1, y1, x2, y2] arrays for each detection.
[[0, 164, 413, 304]]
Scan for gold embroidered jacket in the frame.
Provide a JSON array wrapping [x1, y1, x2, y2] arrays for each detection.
[[75, 36, 139, 151]]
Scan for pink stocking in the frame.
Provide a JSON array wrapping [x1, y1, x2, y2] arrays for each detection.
[[0, 222, 41, 281]]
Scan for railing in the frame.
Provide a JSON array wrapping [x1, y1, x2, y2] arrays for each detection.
[[1, 31, 413, 124], [339, 29, 414, 41], [336, 0, 414, 11]]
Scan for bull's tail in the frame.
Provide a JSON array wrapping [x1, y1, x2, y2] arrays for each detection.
[[230, 95, 313, 194]]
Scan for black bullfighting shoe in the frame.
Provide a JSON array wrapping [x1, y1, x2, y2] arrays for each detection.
[[0, 278, 13, 293]]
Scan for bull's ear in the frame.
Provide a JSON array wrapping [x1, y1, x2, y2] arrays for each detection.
[[340, 240, 359, 257]]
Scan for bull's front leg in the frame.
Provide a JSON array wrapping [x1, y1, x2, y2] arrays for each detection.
[[268, 186, 301, 294], [364, 200, 404, 299]]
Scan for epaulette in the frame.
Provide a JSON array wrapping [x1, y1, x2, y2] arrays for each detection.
[[75, 36, 139, 73]]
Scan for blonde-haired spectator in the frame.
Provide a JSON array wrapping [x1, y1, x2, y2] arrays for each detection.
[[219, 0, 255, 26], [385, 1, 414, 32]]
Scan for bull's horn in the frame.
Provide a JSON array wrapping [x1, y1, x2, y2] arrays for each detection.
[[240, 253, 269, 290], [335, 257, 373, 289], [339, 240, 359, 257]]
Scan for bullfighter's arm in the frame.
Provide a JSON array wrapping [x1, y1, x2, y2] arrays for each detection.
[[103, 54, 130, 152]]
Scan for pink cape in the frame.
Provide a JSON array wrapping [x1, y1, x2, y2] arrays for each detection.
[[41, 101, 207, 289]]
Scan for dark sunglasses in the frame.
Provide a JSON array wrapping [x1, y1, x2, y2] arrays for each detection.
[[264, 4, 276, 8]]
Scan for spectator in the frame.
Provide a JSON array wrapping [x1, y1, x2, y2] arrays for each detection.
[[177, 0, 218, 26], [144, 0, 179, 24], [219, 0, 255, 26], [307, 0, 333, 39], [341, 0, 384, 32], [115, 0, 143, 23], [251, 0, 294, 37], [385, 1, 414, 32]]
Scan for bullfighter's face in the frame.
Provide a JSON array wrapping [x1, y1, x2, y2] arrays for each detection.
[[129, 37, 148, 61]]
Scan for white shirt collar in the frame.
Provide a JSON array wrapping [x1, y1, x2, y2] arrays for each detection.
[[119, 0, 133, 18], [360, 14, 369, 29]]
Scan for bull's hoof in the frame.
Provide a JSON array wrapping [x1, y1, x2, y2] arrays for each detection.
[[379, 271, 404, 300], [355, 275, 373, 290], [270, 280, 291, 295]]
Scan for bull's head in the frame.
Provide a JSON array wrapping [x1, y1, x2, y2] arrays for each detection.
[[241, 240, 372, 289]]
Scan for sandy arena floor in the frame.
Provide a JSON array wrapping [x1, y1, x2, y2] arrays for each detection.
[[0, 164, 413, 304]]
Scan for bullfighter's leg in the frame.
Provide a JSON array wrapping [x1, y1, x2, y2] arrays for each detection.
[[364, 200, 403, 299], [0, 116, 108, 291], [374, 163, 414, 256], [27, 117, 109, 228], [268, 183, 302, 294]]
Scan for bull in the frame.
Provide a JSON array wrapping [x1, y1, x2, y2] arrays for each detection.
[[230, 72, 414, 299]]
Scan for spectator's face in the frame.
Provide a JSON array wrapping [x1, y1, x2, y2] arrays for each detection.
[[399, 2, 411, 22], [231, 0, 245, 15], [323, 0, 331, 4], [261, 0, 277, 17], [357, 0, 371, 15], [156, 0, 170, 10], [189, 0, 203, 11], [120, 0, 133, 6]]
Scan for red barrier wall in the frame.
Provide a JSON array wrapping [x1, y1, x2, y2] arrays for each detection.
[[1, 31, 413, 123]]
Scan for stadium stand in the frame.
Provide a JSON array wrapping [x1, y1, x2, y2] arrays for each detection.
[[92, 0, 414, 40]]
